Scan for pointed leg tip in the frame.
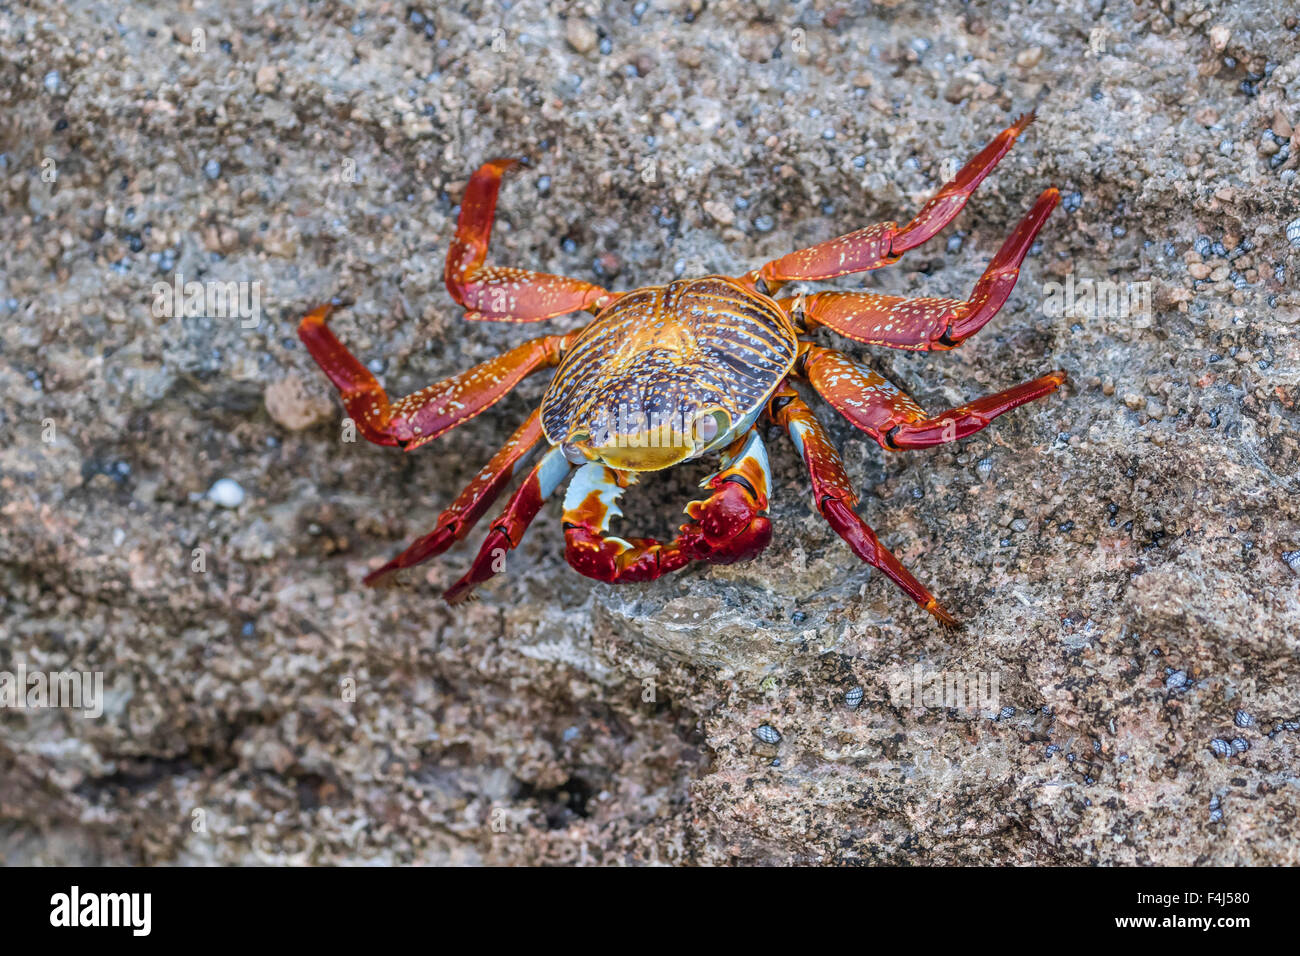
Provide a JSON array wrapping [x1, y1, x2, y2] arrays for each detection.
[[300, 301, 335, 327], [443, 582, 479, 606], [362, 566, 398, 588], [1035, 187, 1061, 213], [927, 601, 961, 628], [1013, 110, 1037, 133]]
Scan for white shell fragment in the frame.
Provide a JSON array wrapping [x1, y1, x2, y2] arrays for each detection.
[[207, 478, 246, 508]]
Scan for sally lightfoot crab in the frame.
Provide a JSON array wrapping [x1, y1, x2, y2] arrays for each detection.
[[299, 113, 1066, 624]]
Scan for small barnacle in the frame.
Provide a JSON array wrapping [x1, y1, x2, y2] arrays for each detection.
[[754, 724, 782, 745]]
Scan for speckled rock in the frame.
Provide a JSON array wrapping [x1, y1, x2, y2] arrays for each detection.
[[1, 0, 1298, 865]]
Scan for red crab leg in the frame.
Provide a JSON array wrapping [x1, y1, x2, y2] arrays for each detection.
[[562, 430, 774, 583], [802, 345, 1067, 450], [769, 383, 956, 625], [743, 112, 1038, 289], [442, 445, 573, 604], [783, 188, 1059, 351], [362, 410, 545, 587], [298, 301, 578, 450], [446, 159, 615, 322]]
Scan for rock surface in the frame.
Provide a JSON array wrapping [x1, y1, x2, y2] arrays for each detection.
[[1, 0, 1298, 865]]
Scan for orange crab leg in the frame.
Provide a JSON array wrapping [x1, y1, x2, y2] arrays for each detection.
[[783, 188, 1059, 351], [446, 159, 614, 322], [746, 112, 1038, 288], [362, 410, 545, 587], [769, 383, 956, 625], [298, 301, 577, 450], [562, 429, 774, 583], [442, 445, 573, 604], [802, 346, 1066, 450]]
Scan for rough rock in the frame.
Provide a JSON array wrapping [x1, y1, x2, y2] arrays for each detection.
[[1, 0, 1297, 864]]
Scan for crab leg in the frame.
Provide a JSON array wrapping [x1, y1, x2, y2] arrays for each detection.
[[446, 159, 614, 322], [298, 301, 578, 450], [362, 410, 545, 587], [803, 346, 1066, 450], [562, 429, 774, 583], [784, 188, 1059, 351], [769, 383, 956, 625], [442, 445, 573, 604], [745, 112, 1038, 289]]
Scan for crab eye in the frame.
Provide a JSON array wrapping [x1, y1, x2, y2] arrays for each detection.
[[561, 441, 587, 465], [693, 411, 728, 444]]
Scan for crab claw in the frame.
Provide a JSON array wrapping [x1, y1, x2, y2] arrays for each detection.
[[563, 527, 692, 583], [679, 479, 772, 564]]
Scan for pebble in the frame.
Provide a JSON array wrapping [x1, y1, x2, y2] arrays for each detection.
[[265, 374, 332, 430], [565, 19, 598, 54], [255, 64, 279, 93], [1016, 46, 1044, 67], [703, 200, 734, 226], [208, 478, 245, 508]]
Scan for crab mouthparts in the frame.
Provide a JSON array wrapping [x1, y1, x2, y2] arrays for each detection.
[[564, 410, 727, 472], [590, 438, 696, 471]]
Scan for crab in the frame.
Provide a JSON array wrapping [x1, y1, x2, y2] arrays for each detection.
[[298, 113, 1066, 624]]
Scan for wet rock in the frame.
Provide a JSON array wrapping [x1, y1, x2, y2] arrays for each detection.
[[1, 0, 1297, 867]]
